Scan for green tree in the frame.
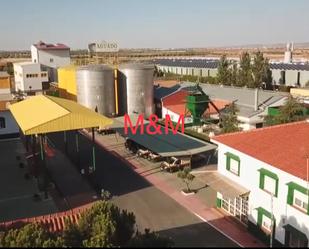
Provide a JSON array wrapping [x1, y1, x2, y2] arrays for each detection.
[[217, 55, 231, 85], [128, 229, 174, 248], [0, 201, 174, 248], [177, 166, 195, 193], [252, 51, 273, 89], [220, 103, 240, 133], [79, 201, 136, 247], [237, 52, 253, 87], [264, 96, 307, 126], [0, 223, 63, 248], [229, 61, 238, 86]]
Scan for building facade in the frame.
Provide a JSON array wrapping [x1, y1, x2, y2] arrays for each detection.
[[31, 41, 71, 82], [0, 72, 11, 94], [154, 59, 309, 88], [211, 121, 309, 247], [13, 62, 48, 92]]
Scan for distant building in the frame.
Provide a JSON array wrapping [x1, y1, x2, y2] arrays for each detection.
[[31, 41, 71, 82], [211, 121, 309, 247], [13, 62, 48, 92], [0, 72, 11, 94], [0, 74, 19, 138], [154, 59, 309, 88], [154, 82, 288, 130]]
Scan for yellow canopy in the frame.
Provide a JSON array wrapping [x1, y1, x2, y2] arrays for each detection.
[[9, 95, 113, 135]]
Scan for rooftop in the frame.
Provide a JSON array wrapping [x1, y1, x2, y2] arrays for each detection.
[[212, 121, 309, 180], [9, 95, 113, 135], [111, 115, 217, 157], [154, 82, 288, 118], [182, 82, 288, 118], [33, 41, 70, 50], [154, 58, 309, 71]]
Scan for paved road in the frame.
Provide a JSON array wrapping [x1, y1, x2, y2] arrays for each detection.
[[48, 131, 238, 247], [0, 139, 57, 222]]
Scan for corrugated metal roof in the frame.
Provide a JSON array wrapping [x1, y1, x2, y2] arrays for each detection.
[[111, 115, 216, 157], [180, 82, 288, 117], [9, 95, 113, 135], [154, 59, 309, 71]]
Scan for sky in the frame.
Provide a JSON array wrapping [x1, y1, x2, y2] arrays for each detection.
[[1, 0, 309, 50]]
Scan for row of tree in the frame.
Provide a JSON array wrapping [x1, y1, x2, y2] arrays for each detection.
[[0, 201, 173, 248], [217, 52, 273, 89]]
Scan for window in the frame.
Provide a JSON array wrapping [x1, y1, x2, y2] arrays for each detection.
[[257, 207, 274, 234], [0, 117, 5, 129], [258, 168, 279, 197], [287, 182, 309, 214], [225, 152, 240, 176], [230, 158, 239, 175], [256, 123, 263, 129], [262, 215, 272, 232], [50, 58, 54, 63], [293, 191, 308, 212]]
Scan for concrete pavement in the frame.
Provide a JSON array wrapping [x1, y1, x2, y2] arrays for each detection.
[[48, 131, 238, 247]]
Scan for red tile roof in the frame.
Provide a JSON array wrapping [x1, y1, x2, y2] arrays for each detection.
[[212, 121, 309, 180], [162, 89, 230, 116], [0, 203, 93, 233], [34, 41, 70, 50]]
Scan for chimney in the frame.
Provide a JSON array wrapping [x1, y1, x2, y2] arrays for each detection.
[[254, 88, 259, 111]]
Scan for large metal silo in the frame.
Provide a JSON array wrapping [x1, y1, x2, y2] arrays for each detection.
[[76, 65, 115, 117], [118, 63, 154, 118]]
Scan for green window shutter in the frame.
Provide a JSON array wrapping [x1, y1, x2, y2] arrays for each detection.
[[275, 179, 279, 197], [256, 207, 273, 228], [226, 156, 230, 171], [259, 173, 265, 190], [258, 168, 279, 197], [225, 152, 240, 175], [216, 198, 222, 208], [286, 182, 309, 214]]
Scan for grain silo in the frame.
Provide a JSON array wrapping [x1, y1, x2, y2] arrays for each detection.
[[76, 65, 115, 117], [118, 63, 154, 117]]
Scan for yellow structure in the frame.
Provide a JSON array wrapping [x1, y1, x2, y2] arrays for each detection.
[[290, 88, 309, 98], [0, 72, 11, 90], [57, 65, 77, 101], [9, 95, 113, 135]]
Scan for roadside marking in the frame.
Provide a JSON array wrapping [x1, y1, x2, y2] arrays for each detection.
[[192, 212, 243, 248]]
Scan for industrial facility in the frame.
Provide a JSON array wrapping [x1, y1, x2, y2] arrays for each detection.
[[154, 44, 309, 88]]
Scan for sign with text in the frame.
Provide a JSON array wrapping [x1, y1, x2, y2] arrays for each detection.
[[88, 41, 119, 53]]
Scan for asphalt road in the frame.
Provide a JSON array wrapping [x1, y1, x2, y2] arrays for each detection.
[[47, 131, 238, 247]]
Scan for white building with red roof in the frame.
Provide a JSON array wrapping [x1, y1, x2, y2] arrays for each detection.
[[31, 41, 71, 82], [211, 120, 309, 247]]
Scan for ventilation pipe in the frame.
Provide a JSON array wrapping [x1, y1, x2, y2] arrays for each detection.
[[254, 88, 259, 111]]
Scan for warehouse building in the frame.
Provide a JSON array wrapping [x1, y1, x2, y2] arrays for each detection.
[[155, 82, 288, 130], [13, 62, 48, 93], [31, 41, 71, 82], [154, 59, 309, 88]]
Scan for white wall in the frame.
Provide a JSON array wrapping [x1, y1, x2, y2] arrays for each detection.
[[31, 45, 70, 69], [213, 141, 309, 245], [13, 63, 48, 92], [162, 106, 193, 124], [0, 110, 19, 136]]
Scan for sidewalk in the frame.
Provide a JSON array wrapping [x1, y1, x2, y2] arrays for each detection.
[[83, 131, 266, 248]]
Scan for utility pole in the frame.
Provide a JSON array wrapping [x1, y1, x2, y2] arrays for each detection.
[[306, 155, 309, 221], [270, 192, 274, 248]]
